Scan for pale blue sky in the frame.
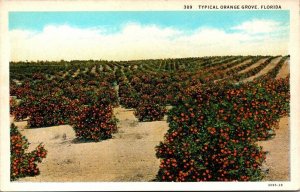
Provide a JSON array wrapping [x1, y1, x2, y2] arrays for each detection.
[[9, 11, 290, 61], [9, 11, 289, 33]]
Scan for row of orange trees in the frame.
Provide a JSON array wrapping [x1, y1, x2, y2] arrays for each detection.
[[155, 76, 289, 181], [10, 70, 119, 180], [11, 72, 119, 139], [119, 56, 263, 122]]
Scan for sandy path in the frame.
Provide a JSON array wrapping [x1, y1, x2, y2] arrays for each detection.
[[90, 66, 96, 74], [83, 67, 89, 73], [62, 70, 71, 78], [238, 58, 268, 74], [243, 56, 282, 82], [258, 117, 290, 181], [276, 59, 290, 79], [213, 59, 252, 82], [206, 58, 239, 71], [72, 69, 80, 77], [223, 59, 252, 72], [15, 107, 168, 182]]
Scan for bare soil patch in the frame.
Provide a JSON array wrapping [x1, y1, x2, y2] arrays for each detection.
[[14, 107, 168, 182], [223, 59, 252, 72], [276, 60, 290, 79], [90, 66, 97, 74], [258, 117, 290, 181], [243, 56, 282, 82], [238, 58, 268, 74]]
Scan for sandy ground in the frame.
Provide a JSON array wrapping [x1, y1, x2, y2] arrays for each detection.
[[258, 117, 290, 181], [237, 58, 268, 74], [62, 70, 71, 78], [14, 107, 168, 182], [12, 108, 289, 182], [207, 58, 239, 71], [90, 66, 96, 74], [214, 59, 252, 82], [276, 59, 290, 79], [243, 56, 282, 82], [223, 59, 252, 72], [72, 69, 80, 78]]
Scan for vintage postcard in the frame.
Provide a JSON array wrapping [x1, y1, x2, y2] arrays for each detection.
[[0, 0, 299, 191]]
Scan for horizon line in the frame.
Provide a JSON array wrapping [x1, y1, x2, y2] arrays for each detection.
[[9, 54, 289, 63]]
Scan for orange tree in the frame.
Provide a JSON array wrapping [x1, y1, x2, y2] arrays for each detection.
[[70, 89, 118, 142], [27, 94, 75, 128], [134, 94, 167, 122], [118, 80, 139, 109], [71, 103, 118, 141], [156, 77, 289, 181], [10, 124, 47, 181]]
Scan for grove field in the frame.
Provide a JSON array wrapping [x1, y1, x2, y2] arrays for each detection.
[[10, 55, 290, 182]]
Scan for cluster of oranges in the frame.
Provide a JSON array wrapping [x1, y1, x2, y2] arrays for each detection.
[[134, 100, 167, 122], [10, 123, 47, 181], [71, 103, 118, 141], [156, 76, 289, 181]]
